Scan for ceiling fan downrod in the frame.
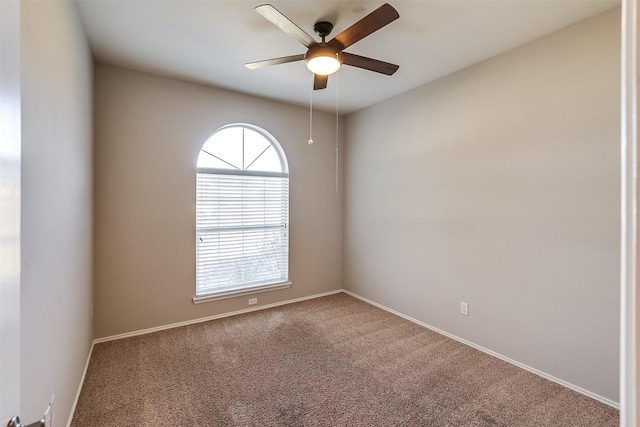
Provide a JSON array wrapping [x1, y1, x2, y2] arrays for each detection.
[[313, 21, 334, 41]]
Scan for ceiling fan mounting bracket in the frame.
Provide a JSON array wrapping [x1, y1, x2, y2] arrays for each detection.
[[313, 21, 334, 39]]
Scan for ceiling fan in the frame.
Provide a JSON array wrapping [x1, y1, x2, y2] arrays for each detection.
[[245, 3, 400, 90]]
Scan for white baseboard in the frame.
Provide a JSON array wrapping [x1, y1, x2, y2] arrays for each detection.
[[93, 289, 343, 344], [71, 289, 341, 425], [66, 341, 94, 427], [76, 287, 618, 422], [342, 289, 620, 410]]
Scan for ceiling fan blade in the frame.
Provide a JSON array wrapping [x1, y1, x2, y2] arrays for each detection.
[[342, 52, 399, 75], [327, 3, 399, 51], [314, 74, 328, 90], [255, 4, 317, 48], [245, 54, 306, 69]]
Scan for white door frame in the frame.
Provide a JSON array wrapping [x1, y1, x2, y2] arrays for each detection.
[[0, 0, 22, 424], [621, 0, 638, 426]]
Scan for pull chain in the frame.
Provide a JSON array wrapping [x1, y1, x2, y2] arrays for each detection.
[[335, 70, 339, 193], [308, 74, 314, 145]]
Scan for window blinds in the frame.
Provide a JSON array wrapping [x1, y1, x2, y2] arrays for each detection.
[[196, 171, 289, 296]]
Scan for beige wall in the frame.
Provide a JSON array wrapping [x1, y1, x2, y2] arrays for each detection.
[[344, 8, 620, 403], [21, 1, 94, 425], [93, 64, 343, 338]]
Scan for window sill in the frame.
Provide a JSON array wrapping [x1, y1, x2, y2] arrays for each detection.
[[192, 281, 292, 304]]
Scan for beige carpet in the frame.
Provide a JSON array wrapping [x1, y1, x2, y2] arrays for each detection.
[[71, 293, 618, 426]]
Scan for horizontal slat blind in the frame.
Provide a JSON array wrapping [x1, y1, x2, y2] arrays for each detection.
[[196, 172, 289, 295]]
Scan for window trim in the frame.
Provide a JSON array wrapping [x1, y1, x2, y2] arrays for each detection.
[[192, 281, 292, 304], [196, 167, 288, 179], [197, 123, 289, 174], [194, 123, 290, 303]]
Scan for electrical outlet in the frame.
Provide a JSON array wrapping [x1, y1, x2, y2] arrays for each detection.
[[248, 298, 257, 305], [460, 302, 469, 316]]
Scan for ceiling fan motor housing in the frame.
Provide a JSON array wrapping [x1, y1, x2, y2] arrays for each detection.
[[305, 44, 342, 75], [305, 44, 341, 62]]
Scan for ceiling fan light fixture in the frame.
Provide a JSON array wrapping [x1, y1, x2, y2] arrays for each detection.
[[305, 45, 341, 75]]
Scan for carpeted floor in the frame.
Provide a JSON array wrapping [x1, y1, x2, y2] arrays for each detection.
[[71, 293, 618, 426]]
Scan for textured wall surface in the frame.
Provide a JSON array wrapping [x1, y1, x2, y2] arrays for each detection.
[[344, 8, 620, 402], [93, 64, 343, 338], [21, 1, 94, 425]]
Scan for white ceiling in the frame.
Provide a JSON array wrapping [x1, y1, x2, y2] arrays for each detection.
[[76, 0, 619, 114]]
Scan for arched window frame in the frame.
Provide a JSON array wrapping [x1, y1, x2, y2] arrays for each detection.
[[193, 124, 290, 303]]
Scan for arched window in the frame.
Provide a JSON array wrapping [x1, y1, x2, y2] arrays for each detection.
[[194, 124, 290, 301]]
